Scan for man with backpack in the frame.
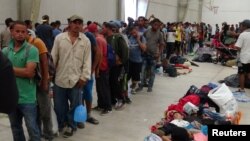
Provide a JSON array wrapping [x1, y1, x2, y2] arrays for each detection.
[[102, 22, 129, 110], [27, 32, 54, 140], [2, 21, 41, 141]]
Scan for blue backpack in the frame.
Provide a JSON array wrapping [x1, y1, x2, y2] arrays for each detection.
[[107, 42, 116, 68]]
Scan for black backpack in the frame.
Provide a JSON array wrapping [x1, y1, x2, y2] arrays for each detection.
[[164, 64, 177, 77]]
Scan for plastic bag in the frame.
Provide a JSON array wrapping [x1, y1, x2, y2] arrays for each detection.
[[208, 83, 238, 116], [51, 100, 58, 134], [73, 90, 87, 123], [74, 104, 87, 122], [183, 102, 199, 115]]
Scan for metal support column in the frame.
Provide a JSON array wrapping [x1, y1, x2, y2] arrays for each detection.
[[198, 0, 203, 22]]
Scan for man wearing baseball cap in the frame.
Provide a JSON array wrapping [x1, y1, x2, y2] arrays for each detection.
[[36, 15, 54, 52], [51, 15, 91, 138]]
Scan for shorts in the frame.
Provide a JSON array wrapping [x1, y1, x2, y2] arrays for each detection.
[[238, 63, 250, 74], [82, 75, 94, 102], [128, 61, 142, 81]]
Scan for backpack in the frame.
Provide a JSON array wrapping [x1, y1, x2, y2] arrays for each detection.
[[107, 43, 116, 68], [164, 64, 177, 77], [169, 56, 186, 64], [31, 38, 56, 80], [5, 44, 41, 83]]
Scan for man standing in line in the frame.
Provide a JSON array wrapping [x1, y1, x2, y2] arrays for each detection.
[[2, 21, 40, 141], [51, 15, 91, 138], [27, 32, 54, 140], [136, 18, 165, 92], [102, 22, 129, 110], [0, 18, 14, 49], [36, 15, 54, 52], [88, 23, 112, 115]]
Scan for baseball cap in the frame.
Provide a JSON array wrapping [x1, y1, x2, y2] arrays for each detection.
[[68, 15, 83, 22], [88, 23, 98, 33], [241, 19, 250, 28], [41, 15, 49, 22]]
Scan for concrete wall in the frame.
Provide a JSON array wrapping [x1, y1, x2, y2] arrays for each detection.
[[38, 0, 118, 26], [146, 0, 178, 23], [184, 0, 200, 23], [0, 0, 18, 31], [146, 0, 200, 23], [202, 0, 250, 32]]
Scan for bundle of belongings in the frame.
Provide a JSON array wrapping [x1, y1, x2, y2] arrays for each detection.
[[219, 74, 250, 88], [145, 83, 242, 141], [161, 56, 198, 77], [192, 46, 215, 63]]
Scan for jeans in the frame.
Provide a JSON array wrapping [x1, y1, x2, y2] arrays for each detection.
[[140, 55, 157, 88], [53, 84, 81, 130], [8, 104, 41, 141], [37, 87, 53, 139], [203, 108, 226, 121]]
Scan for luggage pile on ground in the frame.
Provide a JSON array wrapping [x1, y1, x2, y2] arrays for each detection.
[[158, 56, 198, 78], [144, 83, 242, 141]]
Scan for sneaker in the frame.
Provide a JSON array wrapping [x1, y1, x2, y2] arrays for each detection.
[[130, 83, 136, 89], [135, 87, 143, 92], [100, 109, 112, 116], [87, 117, 99, 125], [115, 101, 126, 110], [235, 89, 245, 93], [125, 97, 132, 104], [147, 87, 152, 92], [92, 106, 103, 111], [131, 89, 136, 94], [77, 122, 85, 129], [63, 127, 75, 138], [44, 136, 54, 141]]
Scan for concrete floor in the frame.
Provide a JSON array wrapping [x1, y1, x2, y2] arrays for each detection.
[[1, 62, 250, 141]]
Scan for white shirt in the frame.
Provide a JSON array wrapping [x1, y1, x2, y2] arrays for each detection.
[[167, 31, 176, 43], [28, 29, 36, 38], [51, 32, 91, 88], [235, 29, 250, 64]]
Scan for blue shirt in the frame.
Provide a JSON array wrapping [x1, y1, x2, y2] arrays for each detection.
[[128, 35, 146, 63], [84, 32, 97, 63], [53, 29, 61, 38], [36, 24, 54, 52]]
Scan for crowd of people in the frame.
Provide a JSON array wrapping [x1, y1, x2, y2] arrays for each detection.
[[1, 14, 250, 141]]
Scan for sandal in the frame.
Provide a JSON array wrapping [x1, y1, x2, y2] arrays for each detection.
[[87, 117, 99, 125], [235, 89, 245, 93], [232, 111, 242, 125]]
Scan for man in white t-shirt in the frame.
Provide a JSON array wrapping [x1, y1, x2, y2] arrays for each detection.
[[235, 19, 250, 92]]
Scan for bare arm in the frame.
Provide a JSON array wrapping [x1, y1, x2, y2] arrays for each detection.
[[39, 53, 49, 91], [136, 35, 146, 52], [92, 45, 102, 74], [13, 62, 37, 78]]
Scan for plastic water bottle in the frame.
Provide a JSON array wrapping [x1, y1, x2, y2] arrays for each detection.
[[159, 66, 163, 76]]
